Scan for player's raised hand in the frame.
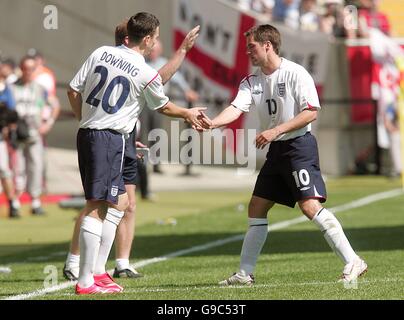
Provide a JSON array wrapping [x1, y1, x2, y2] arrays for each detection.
[[180, 25, 200, 52]]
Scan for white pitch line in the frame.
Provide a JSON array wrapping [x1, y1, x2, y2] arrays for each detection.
[[30, 277, 404, 297], [4, 188, 403, 300], [267, 188, 404, 231], [3, 282, 74, 300]]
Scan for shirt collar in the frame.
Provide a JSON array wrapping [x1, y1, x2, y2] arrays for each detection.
[[117, 45, 146, 63]]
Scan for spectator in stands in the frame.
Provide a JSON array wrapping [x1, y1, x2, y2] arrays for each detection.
[[299, 0, 320, 32], [272, 0, 300, 29], [253, 0, 275, 15], [10, 56, 58, 215], [146, 40, 199, 115], [0, 59, 21, 218], [320, 0, 348, 38], [27, 49, 57, 97], [357, 0, 391, 38], [0, 63, 16, 109], [27, 49, 61, 194], [133, 121, 151, 200], [235, 0, 252, 11], [0, 58, 18, 85], [143, 40, 199, 176], [0, 99, 20, 218]]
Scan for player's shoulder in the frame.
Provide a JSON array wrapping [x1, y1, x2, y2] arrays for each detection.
[[137, 61, 159, 88], [281, 58, 312, 79], [114, 46, 158, 81], [239, 70, 260, 87]]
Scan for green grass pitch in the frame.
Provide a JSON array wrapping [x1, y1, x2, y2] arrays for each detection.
[[0, 176, 403, 300]]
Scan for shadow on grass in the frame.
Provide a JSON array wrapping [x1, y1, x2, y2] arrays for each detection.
[[1, 225, 403, 265]]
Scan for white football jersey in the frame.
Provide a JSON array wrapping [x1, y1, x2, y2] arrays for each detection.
[[70, 45, 169, 136], [231, 58, 320, 141]]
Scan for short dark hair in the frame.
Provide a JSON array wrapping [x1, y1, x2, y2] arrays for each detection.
[[244, 25, 281, 55], [20, 55, 35, 67], [127, 12, 160, 44], [0, 57, 16, 68], [115, 18, 129, 46]]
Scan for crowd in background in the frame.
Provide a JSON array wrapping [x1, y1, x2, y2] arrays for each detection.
[[233, 0, 391, 38], [0, 50, 60, 218]]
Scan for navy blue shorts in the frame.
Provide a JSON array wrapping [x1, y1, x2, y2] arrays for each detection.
[[123, 156, 137, 185], [123, 129, 137, 185], [253, 132, 327, 208], [77, 128, 126, 204]]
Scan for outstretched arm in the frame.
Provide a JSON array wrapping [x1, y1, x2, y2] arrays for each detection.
[[201, 105, 243, 129], [158, 101, 206, 129], [158, 26, 200, 85]]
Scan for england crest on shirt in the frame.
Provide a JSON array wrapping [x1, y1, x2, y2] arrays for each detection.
[[277, 83, 286, 97], [111, 186, 118, 197]]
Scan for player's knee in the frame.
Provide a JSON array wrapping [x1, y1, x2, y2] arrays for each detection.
[[122, 199, 130, 211], [298, 199, 321, 218], [115, 194, 129, 212], [248, 198, 269, 218], [125, 199, 136, 216]]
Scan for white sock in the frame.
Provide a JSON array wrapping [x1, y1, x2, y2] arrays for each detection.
[[312, 208, 358, 264], [32, 198, 41, 209], [65, 253, 80, 268], [78, 216, 102, 288], [116, 258, 130, 271], [239, 218, 268, 276], [94, 208, 124, 275], [12, 199, 20, 209]]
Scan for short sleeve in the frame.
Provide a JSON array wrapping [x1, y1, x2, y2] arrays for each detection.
[[231, 79, 253, 113], [69, 50, 97, 93], [143, 73, 169, 111], [294, 69, 320, 111]]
